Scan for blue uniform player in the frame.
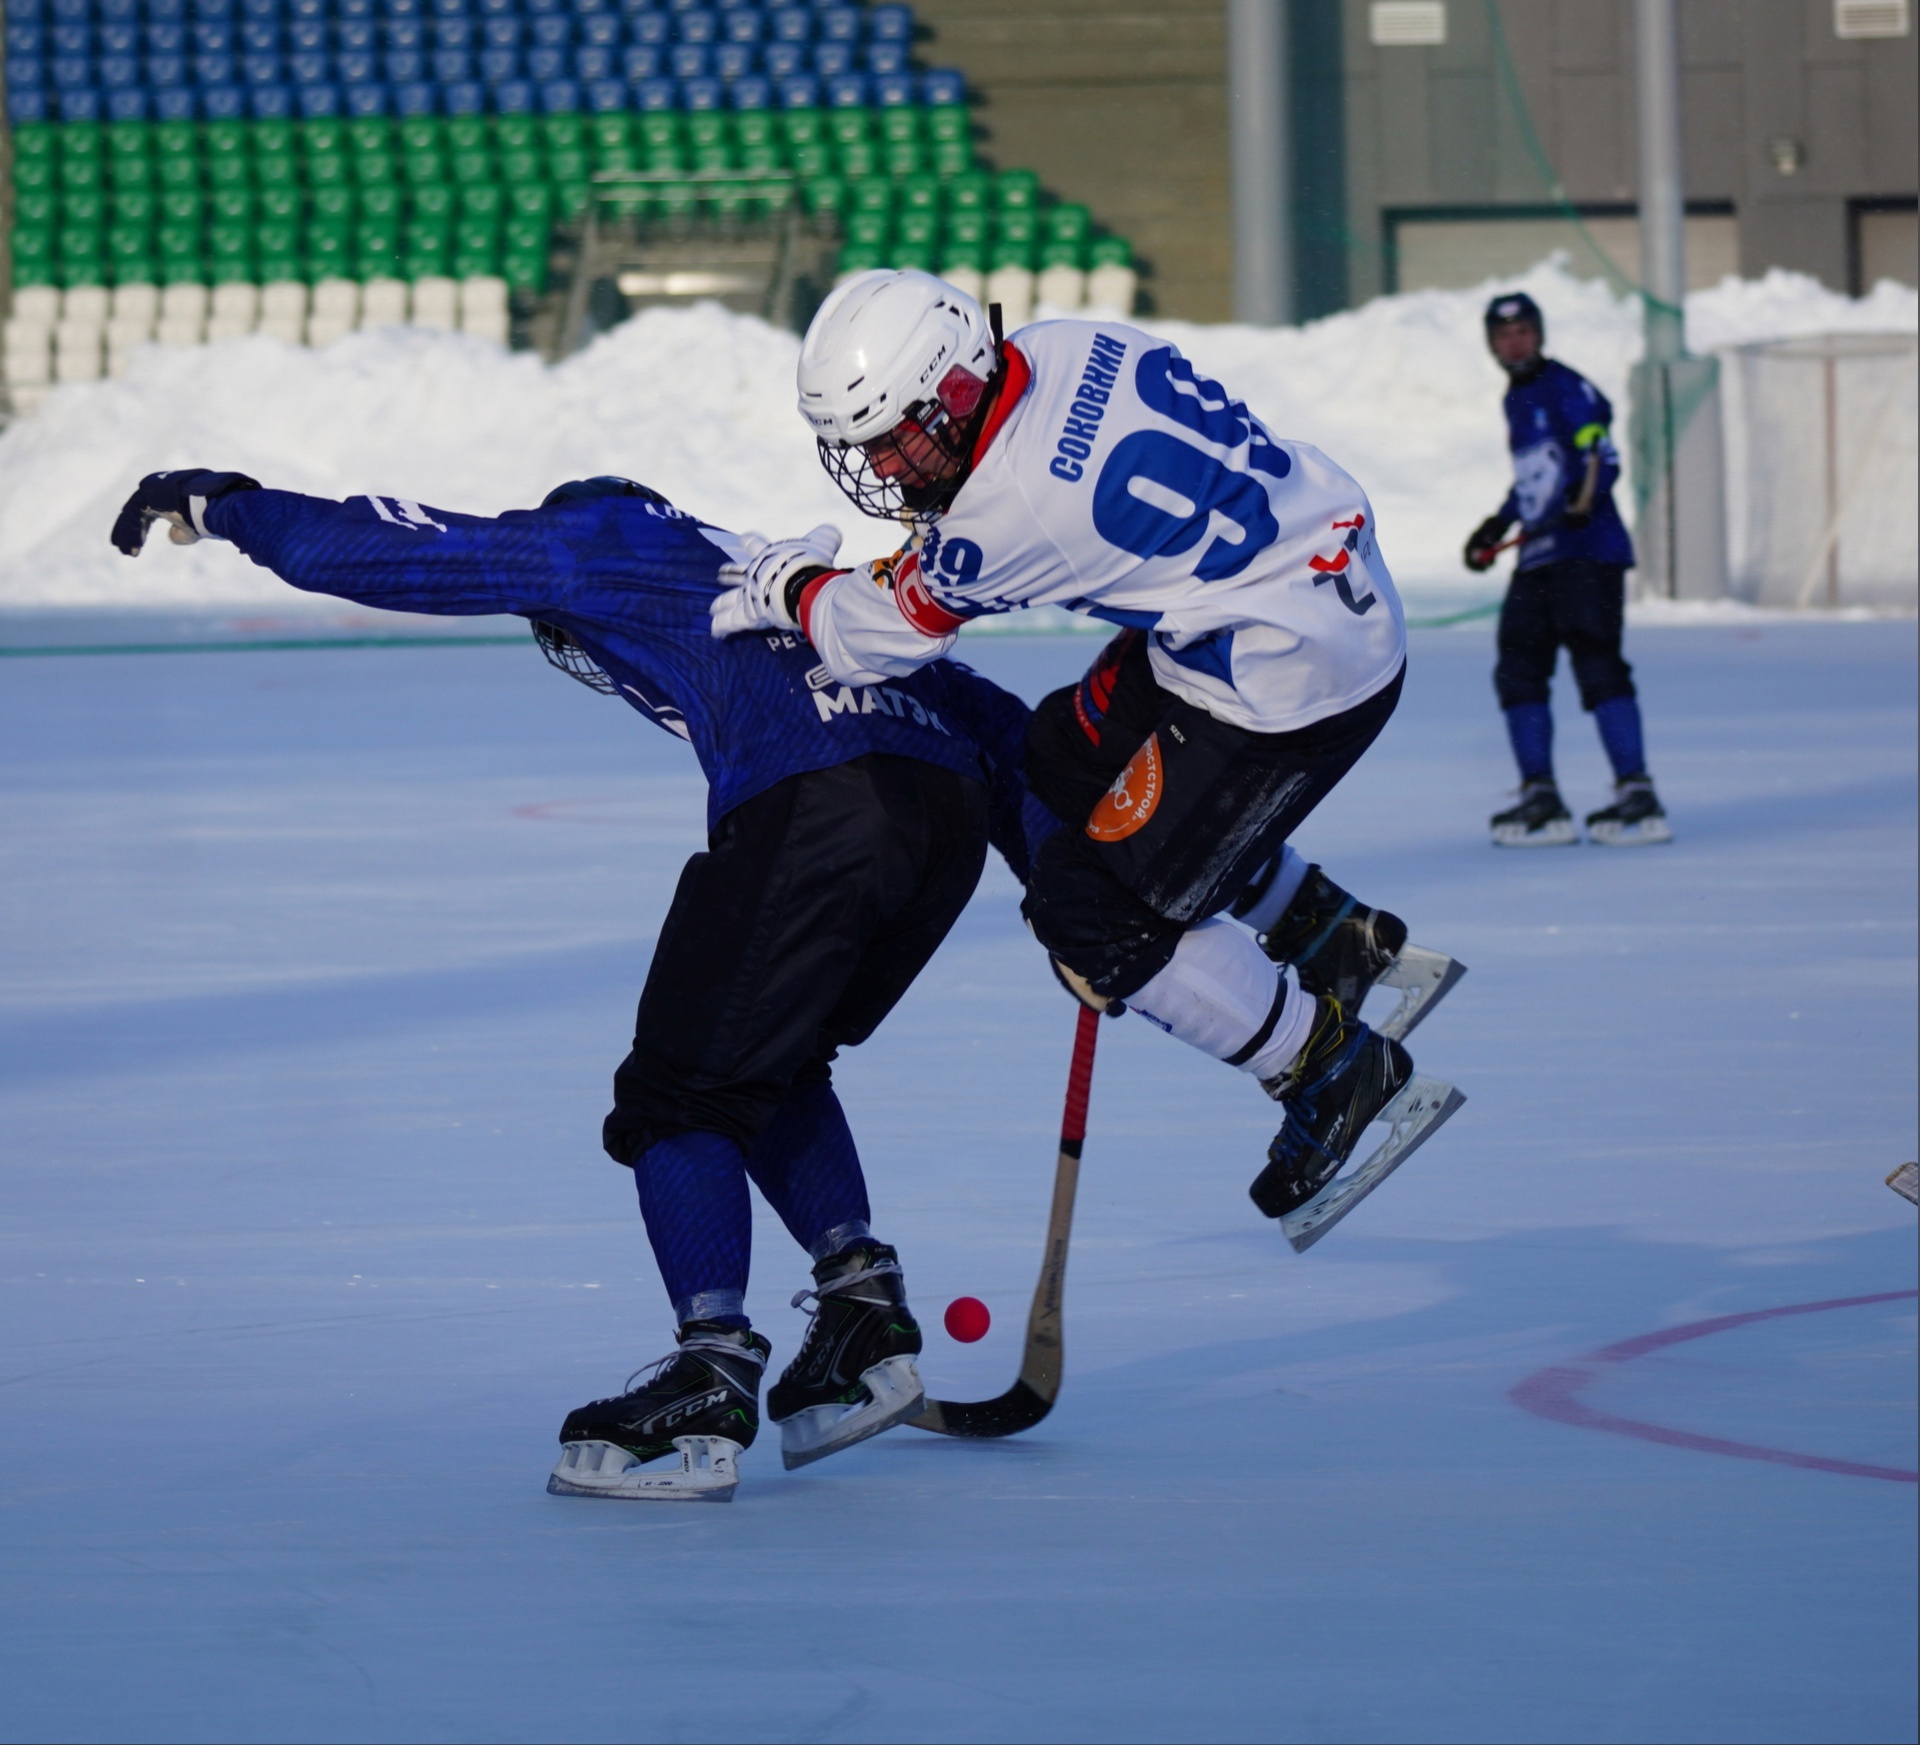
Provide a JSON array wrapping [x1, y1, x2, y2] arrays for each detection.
[[1465, 292, 1671, 847], [110, 467, 1054, 1501]]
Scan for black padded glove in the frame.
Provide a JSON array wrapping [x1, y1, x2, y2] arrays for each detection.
[[1463, 513, 1512, 573], [111, 469, 261, 556]]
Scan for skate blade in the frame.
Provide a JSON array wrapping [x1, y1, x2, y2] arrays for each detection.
[[779, 1355, 925, 1471], [1888, 1162, 1919, 1207], [1372, 944, 1467, 1042], [1586, 817, 1672, 846], [1491, 819, 1578, 848], [546, 1435, 741, 1502], [1281, 1075, 1465, 1254]]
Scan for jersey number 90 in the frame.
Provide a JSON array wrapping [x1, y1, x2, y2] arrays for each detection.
[[1091, 350, 1291, 583]]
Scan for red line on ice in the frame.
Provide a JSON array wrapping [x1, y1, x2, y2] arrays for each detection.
[[1510, 1291, 1919, 1483]]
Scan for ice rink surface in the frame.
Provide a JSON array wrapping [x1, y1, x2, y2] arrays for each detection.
[[1, 614, 1914, 1744]]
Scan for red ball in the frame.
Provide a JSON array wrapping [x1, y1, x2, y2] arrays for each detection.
[[943, 1296, 991, 1343]]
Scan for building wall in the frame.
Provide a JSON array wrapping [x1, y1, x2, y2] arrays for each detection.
[[1341, 0, 1919, 304], [905, 0, 1236, 320]]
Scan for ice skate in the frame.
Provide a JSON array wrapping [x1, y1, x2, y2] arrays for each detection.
[[1491, 779, 1578, 847], [1254, 863, 1466, 1042], [768, 1242, 925, 1470], [1585, 777, 1671, 846], [1251, 997, 1464, 1253], [548, 1321, 769, 1502]]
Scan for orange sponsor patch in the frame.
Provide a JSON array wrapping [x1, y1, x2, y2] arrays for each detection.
[[1086, 733, 1164, 841]]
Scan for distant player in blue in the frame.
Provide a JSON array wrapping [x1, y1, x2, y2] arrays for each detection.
[[110, 467, 1055, 1500], [1465, 292, 1671, 847]]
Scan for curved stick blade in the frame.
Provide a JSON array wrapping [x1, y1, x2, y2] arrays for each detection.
[[908, 1006, 1100, 1440]]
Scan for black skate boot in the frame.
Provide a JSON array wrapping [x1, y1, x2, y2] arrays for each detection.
[[1490, 778, 1577, 847], [1253, 863, 1409, 1008], [548, 1320, 769, 1502], [1584, 776, 1671, 846], [767, 1242, 925, 1470], [1242, 863, 1464, 1043], [1249, 997, 1414, 1221]]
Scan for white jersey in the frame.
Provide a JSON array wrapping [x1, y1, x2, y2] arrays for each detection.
[[803, 319, 1407, 733]]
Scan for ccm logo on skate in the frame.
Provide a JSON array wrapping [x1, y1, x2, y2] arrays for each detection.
[[1086, 733, 1163, 840]]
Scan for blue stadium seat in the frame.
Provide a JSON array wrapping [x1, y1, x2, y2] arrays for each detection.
[[811, 41, 852, 78], [202, 83, 248, 118], [817, 7, 859, 44], [530, 17, 574, 48], [241, 0, 283, 23], [482, 19, 524, 49], [345, 80, 390, 113], [242, 53, 284, 85], [714, 42, 755, 80], [108, 87, 153, 120], [574, 44, 616, 80], [6, 23, 47, 57], [287, 21, 325, 52], [632, 14, 672, 46], [287, 0, 326, 21], [436, 18, 477, 50], [582, 15, 623, 47], [340, 21, 379, 52], [585, 77, 626, 110], [194, 52, 238, 84], [868, 6, 911, 43], [154, 85, 197, 117], [251, 83, 295, 117], [444, 78, 485, 110], [539, 76, 580, 110], [9, 56, 51, 91], [824, 71, 867, 107], [61, 87, 106, 121], [341, 0, 378, 21], [480, 48, 522, 81], [193, 20, 236, 53], [769, 9, 811, 44], [102, 25, 142, 57], [676, 10, 719, 46], [289, 50, 327, 81], [392, 78, 436, 111], [240, 23, 281, 55], [101, 0, 144, 26], [431, 49, 474, 80], [53, 55, 94, 89], [433, 0, 471, 18], [775, 72, 817, 108], [763, 41, 803, 79], [526, 46, 566, 79], [865, 43, 906, 77], [679, 74, 721, 109], [670, 43, 709, 78], [730, 73, 771, 109], [492, 77, 535, 109], [920, 67, 963, 105], [723, 10, 763, 44], [634, 76, 677, 109], [871, 70, 911, 106], [50, 0, 92, 25], [623, 45, 663, 81], [476, 0, 518, 17], [148, 53, 190, 85], [297, 80, 342, 115]]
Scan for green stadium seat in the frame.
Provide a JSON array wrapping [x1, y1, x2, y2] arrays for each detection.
[[161, 189, 203, 226], [503, 251, 547, 293], [447, 118, 491, 156], [548, 148, 590, 185], [883, 141, 923, 179], [837, 139, 879, 179], [1089, 236, 1134, 267], [347, 119, 393, 157], [897, 210, 938, 250], [402, 152, 450, 189], [360, 185, 402, 224], [845, 210, 890, 250], [828, 110, 872, 148], [256, 155, 300, 192], [995, 170, 1041, 210], [60, 157, 106, 195], [254, 220, 298, 260], [303, 120, 348, 158], [15, 157, 57, 198], [803, 177, 847, 221], [398, 118, 444, 156], [13, 125, 57, 164], [849, 178, 894, 215], [736, 112, 780, 152], [451, 152, 497, 187], [890, 241, 934, 272], [1044, 204, 1092, 246], [499, 149, 546, 185], [212, 187, 258, 225], [205, 121, 249, 160], [540, 114, 587, 153], [505, 216, 548, 255], [64, 190, 106, 229], [835, 242, 885, 281], [945, 173, 991, 213], [157, 155, 201, 192], [879, 108, 921, 146], [508, 184, 555, 223], [782, 109, 828, 149], [208, 155, 253, 193], [496, 117, 540, 155], [898, 175, 940, 215], [354, 150, 399, 188]]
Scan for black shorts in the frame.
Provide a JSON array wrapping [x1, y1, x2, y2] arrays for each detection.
[[1022, 630, 1403, 999], [1494, 560, 1635, 711], [602, 754, 989, 1166]]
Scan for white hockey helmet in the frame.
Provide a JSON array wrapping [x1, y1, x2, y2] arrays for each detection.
[[796, 268, 1000, 517]]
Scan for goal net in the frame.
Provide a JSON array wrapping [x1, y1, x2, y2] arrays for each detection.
[[1720, 332, 1919, 610]]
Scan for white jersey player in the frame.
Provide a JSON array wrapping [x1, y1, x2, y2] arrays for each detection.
[[713, 271, 1463, 1240]]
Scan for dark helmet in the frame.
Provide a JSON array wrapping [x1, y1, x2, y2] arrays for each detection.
[[539, 475, 670, 509], [1483, 291, 1544, 342]]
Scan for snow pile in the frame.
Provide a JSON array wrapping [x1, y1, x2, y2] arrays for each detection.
[[1, 260, 1912, 608]]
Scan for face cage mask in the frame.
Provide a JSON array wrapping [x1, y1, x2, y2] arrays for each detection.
[[817, 392, 984, 521], [532, 620, 617, 695]]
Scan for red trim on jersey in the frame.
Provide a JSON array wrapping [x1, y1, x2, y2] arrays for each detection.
[[971, 342, 1033, 463], [795, 569, 847, 641], [891, 551, 970, 637]]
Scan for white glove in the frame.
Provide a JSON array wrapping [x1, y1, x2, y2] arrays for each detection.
[[709, 524, 844, 638]]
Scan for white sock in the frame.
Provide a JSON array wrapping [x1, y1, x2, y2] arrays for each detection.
[[1128, 918, 1315, 1082], [1235, 844, 1311, 938]]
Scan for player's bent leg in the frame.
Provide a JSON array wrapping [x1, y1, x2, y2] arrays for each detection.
[[1492, 571, 1577, 844], [766, 1240, 926, 1469], [550, 1322, 770, 1503], [1232, 851, 1464, 1042]]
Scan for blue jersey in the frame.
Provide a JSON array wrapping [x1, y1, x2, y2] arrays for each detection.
[[1499, 359, 1635, 573], [207, 488, 1053, 870]]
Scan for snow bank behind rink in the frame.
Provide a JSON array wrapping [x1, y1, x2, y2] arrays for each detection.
[[0, 259, 1912, 608]]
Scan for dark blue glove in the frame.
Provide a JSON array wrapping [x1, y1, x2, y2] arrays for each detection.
[[110, 469, 261, 556]]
